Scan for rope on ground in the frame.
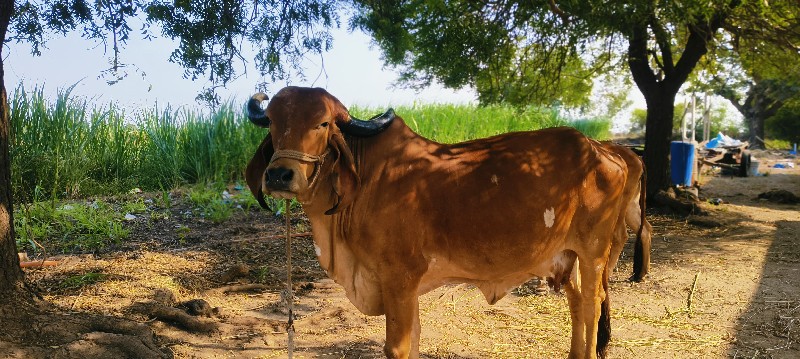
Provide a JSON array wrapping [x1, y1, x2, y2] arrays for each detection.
[[284, 198, 295, 358]]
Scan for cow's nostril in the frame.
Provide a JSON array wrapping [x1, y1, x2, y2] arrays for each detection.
[[280, 170, 293, 182], [267, 167, 294, 187]]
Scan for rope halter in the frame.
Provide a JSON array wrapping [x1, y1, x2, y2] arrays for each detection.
[[270, 147, 331, 188]]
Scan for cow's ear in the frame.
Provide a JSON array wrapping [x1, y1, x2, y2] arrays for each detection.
[[246, 133, 274, 210], [326, 133, 360, 215]]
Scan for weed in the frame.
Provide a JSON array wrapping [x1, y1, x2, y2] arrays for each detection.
[[204, 200, 233, 223], [14, 201, 56, 253], [157, 190, 172, 209], [150, 210, 171, 221], [176, 225, 191, 245], [255, 266, 271, 282], [16, 200, 130, 253], [764, 139, 792, 150], [122, 199, 148, 214], [61, 272, 107, 289]]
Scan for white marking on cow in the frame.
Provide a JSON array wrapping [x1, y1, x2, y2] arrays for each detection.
[[490, 174, 499, 185], [544, 207, 555, 228], [314, 244, 322, 257]]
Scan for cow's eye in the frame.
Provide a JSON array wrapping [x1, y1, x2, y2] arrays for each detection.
[[318, 122, 329, 129]]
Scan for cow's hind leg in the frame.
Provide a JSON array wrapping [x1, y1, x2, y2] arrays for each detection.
[[596, 264, 612, 359], [566, 255, 608, 359], [580, 256, 608, 359], [564, 261, 586, 359], [631, 217, 652, 282]]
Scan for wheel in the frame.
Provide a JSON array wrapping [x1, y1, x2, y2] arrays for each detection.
[[739, 151, 751, 177]]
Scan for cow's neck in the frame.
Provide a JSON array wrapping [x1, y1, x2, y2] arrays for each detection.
[[299, 118, 432, 273], [303, 117, 431, 218]]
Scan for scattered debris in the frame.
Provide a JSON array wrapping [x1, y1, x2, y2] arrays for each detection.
[[708, 198, 725, 205], [178, 299, 218, 317], [757, 189, 800, 204], [219, 263, 251, 283], [687, 216, 723, 228]]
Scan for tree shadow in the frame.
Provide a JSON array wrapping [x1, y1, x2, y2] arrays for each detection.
[[727, 219, 800, 358]]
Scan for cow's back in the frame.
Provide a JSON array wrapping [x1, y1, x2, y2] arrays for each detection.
[[348, 126, 627, 302]]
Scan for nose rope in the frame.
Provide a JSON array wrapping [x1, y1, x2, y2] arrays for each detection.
[[270, 148, 331, 187]]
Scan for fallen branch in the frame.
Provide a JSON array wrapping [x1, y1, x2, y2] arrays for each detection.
[[20, 260, 59, 268], [130, 301, 218, 333]]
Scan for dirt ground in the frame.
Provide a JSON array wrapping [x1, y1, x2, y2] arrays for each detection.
[[5, 150, 799, 358]]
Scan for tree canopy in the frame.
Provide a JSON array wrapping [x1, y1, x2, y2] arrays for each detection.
[[699, 1, 800, 148], [7, 0, 341, 102], [352, 0, 743, 196]]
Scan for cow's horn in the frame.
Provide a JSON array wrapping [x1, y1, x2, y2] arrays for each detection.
[[339, 108, 395, 137], [247, 93, 271, 127]]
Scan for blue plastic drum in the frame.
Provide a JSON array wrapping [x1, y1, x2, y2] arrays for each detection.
[[670, 141, 695, 186]]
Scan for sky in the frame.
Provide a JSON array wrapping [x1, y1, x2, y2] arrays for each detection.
[[4, 26, 477, 112], [5, 23, 741, 136]]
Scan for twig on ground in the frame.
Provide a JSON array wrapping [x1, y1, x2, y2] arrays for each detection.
[[688, 272, 700, 318], [208, 283, 269, 295]]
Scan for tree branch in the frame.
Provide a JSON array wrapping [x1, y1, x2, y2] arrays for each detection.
[[671, 1, 742, 92], [627, 24, 658, 96], [649, 14, 674, 75], [547, 0, 570, 25]]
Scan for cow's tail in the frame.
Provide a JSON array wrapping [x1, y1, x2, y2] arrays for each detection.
[[632, 157, 647, 281], [597, 265, 611, 359]]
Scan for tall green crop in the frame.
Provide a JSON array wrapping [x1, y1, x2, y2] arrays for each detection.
[[9, 85, 609, 203]]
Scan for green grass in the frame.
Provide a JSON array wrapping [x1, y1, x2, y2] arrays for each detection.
[[10, 84, 610, 205], [349, 103, 609, 143], [60, 272, 107, 289], [10, 84, 266, 203], [15, 198, 129, 253]]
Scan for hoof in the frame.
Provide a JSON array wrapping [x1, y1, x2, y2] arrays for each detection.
[[628, 274, 647, 283]]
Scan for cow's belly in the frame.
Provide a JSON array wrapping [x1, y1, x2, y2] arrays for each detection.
[[417, 249, 576, 305]]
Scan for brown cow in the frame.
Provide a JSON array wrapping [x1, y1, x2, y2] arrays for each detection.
[[605, 143, 652, 283], [245, 87, 629, 359]]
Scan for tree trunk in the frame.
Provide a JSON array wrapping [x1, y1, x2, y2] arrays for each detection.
[[642, 89, 678, 196], [0, 0, 24, 295], [627, 6, 731, 199], [747, 112, 766, 149]]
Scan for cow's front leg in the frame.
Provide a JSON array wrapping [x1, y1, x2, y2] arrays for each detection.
[[381, 288, 421, 359], [564, 260, 586, 359]]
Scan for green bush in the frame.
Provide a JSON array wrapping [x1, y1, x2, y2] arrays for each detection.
[[766, 103, 800, 145]]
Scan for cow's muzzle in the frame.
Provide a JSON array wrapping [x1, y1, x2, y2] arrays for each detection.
[[265, 148, 331, 197]]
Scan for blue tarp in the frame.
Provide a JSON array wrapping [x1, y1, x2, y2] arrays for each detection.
[[705, 132, 743, 149]]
